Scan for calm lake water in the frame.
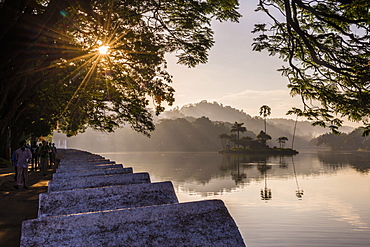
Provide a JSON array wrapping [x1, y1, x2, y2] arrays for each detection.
[[98, 150, 370, 247]]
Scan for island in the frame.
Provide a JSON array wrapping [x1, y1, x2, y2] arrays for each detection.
[[219, 147, 299, 155]]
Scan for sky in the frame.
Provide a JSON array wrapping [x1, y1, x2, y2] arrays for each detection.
[[164, 0, 303, 120]]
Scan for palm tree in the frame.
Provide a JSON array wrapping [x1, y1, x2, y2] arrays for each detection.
[[231, 122, 246, 147], [259, 105, 271, 133], [277, 136, 288, 148]]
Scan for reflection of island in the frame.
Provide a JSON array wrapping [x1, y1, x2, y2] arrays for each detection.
[[258, 164, 272, 200], [229, 155, 247, 185], [103, 151, 362, 197]]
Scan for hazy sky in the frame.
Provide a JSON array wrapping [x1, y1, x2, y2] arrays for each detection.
[[165, 0, 303, 120]]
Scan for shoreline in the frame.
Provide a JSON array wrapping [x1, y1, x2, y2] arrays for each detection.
[[219, 147, 299, 155]]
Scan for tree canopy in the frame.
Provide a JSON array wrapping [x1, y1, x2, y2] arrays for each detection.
[[259, 105, 271, 133], [314, 127, 369, 150], [0, 0, 241, 156], [253, 0, 370, 134], [231, 121, 247, 146]]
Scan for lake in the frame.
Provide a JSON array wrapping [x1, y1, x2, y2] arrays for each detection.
[[98, 150, 370, 247]]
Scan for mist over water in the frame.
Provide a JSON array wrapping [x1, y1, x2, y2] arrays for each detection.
[[98, 150, 370, 247]]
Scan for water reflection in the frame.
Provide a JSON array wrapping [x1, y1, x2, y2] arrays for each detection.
[[100, 151, 368, 199], [222, 155, 247, 185], [100, 151, 370, 246], [292, 157, 304, 199], [317, 151, 370, 173], [260, 187, 272, 200], [223, 154, 306, 201], [258, 164, 272, 200]]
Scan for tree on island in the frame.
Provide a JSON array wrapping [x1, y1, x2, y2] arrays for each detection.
[[219, 133, 230, 150], [231, 122, 247, 148], [239, 136, 253, 149], [219, 133, 238, 150], [218, 127, 298, 153], [257, 131, 272, 147], [259, 105, 271, 134], [253, 0, 370, 134], [0, 1, 241, 158], [277, 136, 288, 148]]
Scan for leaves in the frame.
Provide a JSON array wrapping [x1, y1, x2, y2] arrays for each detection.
[[253, 0, 370, 133], [0, 0, 241, 145]]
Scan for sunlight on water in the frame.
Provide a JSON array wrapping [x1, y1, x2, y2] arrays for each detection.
[[99, 151, 370, 247]]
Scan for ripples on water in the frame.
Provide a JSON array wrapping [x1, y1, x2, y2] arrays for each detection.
[[100, 151, 370, 247]]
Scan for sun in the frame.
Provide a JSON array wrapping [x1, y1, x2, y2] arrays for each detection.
[[98, 45, 110, 55]]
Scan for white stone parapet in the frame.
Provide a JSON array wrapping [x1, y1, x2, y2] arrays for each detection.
[[22, 199, 245, 247], [20, 149, 246, 246], [56, 163, 123, 172], [39, 181, 178, 217], [52, 167, 133, 179], [48, 172, 151, 192]]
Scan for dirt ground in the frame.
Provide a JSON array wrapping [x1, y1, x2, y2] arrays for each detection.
[[0, 162, 56, 247]]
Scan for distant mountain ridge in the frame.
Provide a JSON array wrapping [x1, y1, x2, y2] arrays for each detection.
[[162, 100, 252, 123], [58, 100, 355, 152], [161, 100, 354, 140]]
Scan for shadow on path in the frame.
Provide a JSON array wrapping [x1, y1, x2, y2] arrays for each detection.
[[0, 164, 56, 247]]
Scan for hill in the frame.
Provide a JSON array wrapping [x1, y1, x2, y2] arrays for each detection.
[[56, 100, 355, 152], [161, 100, 353, 141]]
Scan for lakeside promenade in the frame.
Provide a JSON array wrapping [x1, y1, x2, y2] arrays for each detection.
[[0, 154, 56, 247], [1, 149, 245, 246]]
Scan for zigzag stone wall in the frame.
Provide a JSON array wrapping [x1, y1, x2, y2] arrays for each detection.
[[20, 149, 246, 246]]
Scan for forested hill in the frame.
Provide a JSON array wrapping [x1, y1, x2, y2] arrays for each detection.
[[58, 101, 354, 153], [161, 100, 253, 123], [160, 101, 354, 139]]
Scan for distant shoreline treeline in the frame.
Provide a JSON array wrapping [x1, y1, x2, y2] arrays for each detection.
[[54, 116, 315, 153], [53, 101, 364, 153]]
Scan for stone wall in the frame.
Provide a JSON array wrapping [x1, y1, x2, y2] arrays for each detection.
[[20, 149, 246, 246]]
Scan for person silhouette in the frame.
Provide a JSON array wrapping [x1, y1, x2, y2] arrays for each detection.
[[38, 140, 50, 176], [13, 140, 32, 189]]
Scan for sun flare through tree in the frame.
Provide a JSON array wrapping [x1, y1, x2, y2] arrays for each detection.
[[0, 0, 241, 157]]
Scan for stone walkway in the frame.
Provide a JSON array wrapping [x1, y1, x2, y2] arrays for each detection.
[[20, 149, 246, 246]]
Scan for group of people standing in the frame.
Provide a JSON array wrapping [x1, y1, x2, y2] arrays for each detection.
[[12, 140, 57, 190]]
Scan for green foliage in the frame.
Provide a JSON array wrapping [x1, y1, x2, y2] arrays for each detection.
[[0, 0, 241, 156], [253, 0, 370, 132]]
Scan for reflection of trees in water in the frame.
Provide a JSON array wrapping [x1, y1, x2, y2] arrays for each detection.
[[292, 157, 304, 199], [259, 163, 272, 200], [221, 154, 272, 185], [317, 151, 370, 173], [221, 155, 248, 185], [257, 164, 272, 174], [221, 154, 306, 200], [222, 154, 274, 200], [278, 156, 289, 169], [230, 157, 247, 185]]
